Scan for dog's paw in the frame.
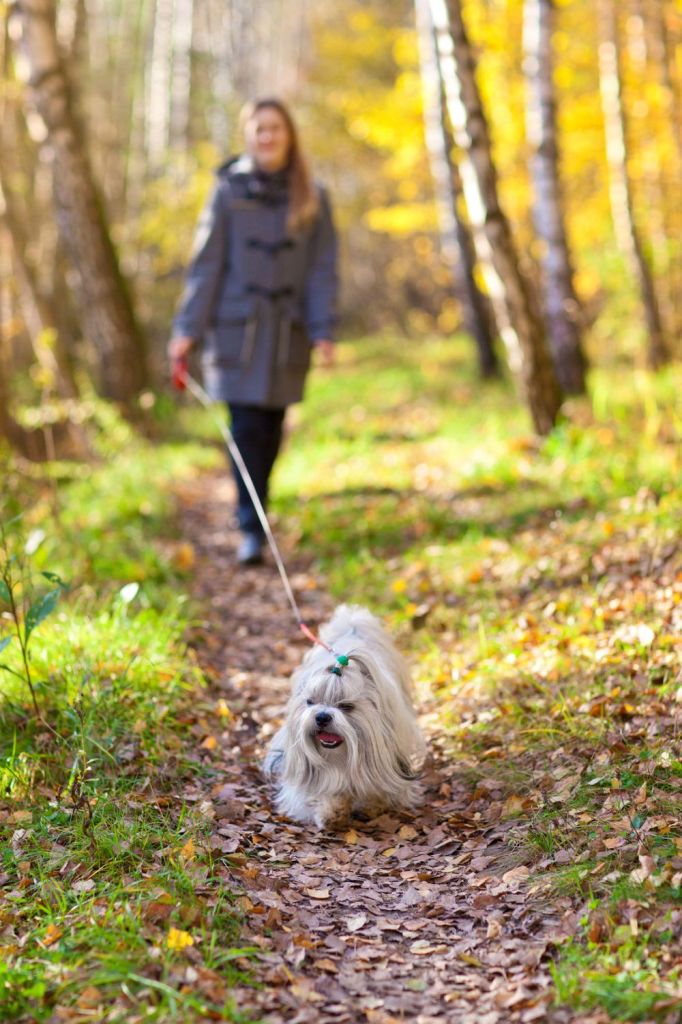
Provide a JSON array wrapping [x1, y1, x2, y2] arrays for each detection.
[[354, 798, 389, 822], [313, 796, 352, 831]]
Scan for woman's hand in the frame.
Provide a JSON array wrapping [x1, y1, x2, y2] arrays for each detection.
[[168, 336, 194, 362], [314, 339, 335, 368]]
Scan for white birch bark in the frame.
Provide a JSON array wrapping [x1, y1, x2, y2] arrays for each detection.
[[16, 0, 149, 403], [626, 1, 677, 340], [203, 0, 233, 147], [645, 0, 682, 161], [597, 0, 669, 368], [170, 0, 194, 152], [523, 0, 586, 394], [429, 0, 562, 434], [415, 0, 498, 377], [641, 0, 682, 341], [146, 0, 174, 166]]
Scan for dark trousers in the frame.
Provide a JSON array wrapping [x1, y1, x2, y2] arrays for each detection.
[[228, 404, 286, 538]]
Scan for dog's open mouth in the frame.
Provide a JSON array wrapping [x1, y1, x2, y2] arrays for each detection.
[[316, 731, 344, 749]]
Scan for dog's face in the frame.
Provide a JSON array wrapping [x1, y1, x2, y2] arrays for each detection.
[[289, 658, 373, 763]]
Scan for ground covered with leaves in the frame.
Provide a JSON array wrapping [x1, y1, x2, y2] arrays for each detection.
[[1, 335, 681, 1022], [176, 475, 568, 1024]]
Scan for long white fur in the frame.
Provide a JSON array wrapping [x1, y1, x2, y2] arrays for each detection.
[[263, 605, 425, 829]]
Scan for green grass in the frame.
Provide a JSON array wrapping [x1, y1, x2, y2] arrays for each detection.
[[552, 933, 682, 1022], [271, 333, 682, 1021], [0, 402, 250, 1022], [2, 333, 681, 1022]]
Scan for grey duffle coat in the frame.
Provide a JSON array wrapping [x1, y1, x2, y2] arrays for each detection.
[[173, 155, 338, 408]]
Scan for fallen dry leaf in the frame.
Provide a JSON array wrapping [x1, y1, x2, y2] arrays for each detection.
[[313, 958, 338, 973], [179, 838, 196, 861], [398, 824, 418, 840], [43, 924, 63, 946], [303, 888, 330, 900], [72, 879, 96, 893], [501, 865, 530, 885]]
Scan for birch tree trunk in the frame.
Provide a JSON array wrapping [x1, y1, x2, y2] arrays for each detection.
[[523, 0, 587, 394], [597, 0, 670, 368], [429, 0, 562, 434], [0, 15, 76, 398], [0, 343, 36, 457], [626, 1, 678, 342], [415, 0, 499, 378], [0, 273, 51, 460], [170, 0, 195, 152], [641, 0, 682, 342], [204, 0, 233, 147], [15, 0, 149, 404], [121, 0, 150, 226], [646, 0, 682, 162], [146, 0, 174, 167], [0, 204, 77, 399]]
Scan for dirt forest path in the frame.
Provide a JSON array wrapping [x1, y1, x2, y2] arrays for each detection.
[[178, 475, 592, 1024]]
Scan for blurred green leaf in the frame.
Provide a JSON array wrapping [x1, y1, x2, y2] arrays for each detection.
[[24, 589, 61, 642], [41, 571, 68, 589]]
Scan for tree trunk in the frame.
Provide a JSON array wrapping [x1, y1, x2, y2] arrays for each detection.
[[0, 208, 77, 400], [0, 16, 76, 398], [0, 279, 50, 461], [523, 0, 587, 394], [170, 0, 195, 152], [597, 0, 670, 368], [641, 0, 682, 342], [122, 0, 152, 226], [645, 0, 682, 162], [205, 0, 234, 147], [15, 0, 149, 405], [626, 0, 679, 344], [414, 0, 499, 378], [429, 0, 563, 435], [146, 0, 174, 166]]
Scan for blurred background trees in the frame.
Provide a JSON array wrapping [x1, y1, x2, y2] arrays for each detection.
[[0, 0, 680, 437]]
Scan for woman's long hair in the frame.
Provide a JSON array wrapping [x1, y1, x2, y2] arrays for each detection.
[[240, 97, 320, 233]]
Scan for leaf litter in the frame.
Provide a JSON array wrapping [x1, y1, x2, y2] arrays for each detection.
[[175, 476, 598, 1024]]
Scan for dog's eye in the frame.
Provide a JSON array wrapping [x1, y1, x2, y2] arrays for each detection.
[[337, 702, 355, 713], [306, 699, 314, 706]]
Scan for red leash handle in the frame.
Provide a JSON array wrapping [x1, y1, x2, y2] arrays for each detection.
[[172, 356, 189, 391]]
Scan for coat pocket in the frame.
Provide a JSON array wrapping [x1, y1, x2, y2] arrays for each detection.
[[212, 300, 258, 368], [277, 317, 311, 370]]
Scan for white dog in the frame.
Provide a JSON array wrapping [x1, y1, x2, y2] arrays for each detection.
[[264, 605, 425, 829]]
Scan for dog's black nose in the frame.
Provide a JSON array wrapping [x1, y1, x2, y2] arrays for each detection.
[[315, 711, 332, 728]]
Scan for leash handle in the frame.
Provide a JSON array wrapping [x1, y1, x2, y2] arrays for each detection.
[[172, 356, 189, 391]]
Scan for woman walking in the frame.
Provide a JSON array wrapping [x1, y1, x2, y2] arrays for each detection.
[[169, 99, 338, 565]]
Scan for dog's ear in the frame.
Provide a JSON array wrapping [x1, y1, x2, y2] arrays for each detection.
[[348, 655, 373, 680]]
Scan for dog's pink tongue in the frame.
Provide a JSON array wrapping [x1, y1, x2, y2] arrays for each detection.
[[318, 732, 343, 744]]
